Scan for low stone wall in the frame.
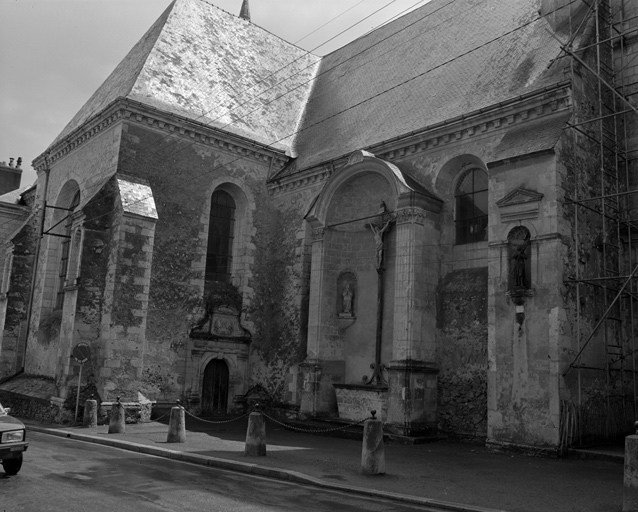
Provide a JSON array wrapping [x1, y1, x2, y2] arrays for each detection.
[[0, 390, 62, 424], [334, 384, 388, 422], [100, 401, 153, 424]]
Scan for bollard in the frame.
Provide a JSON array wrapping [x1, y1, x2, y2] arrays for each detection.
[[361, 410, 385, 475], [245, 404, 266, 456], [624, 422, 638, 511], [108, 397, 125, 434], [167, 401, 186, 443], [83, 398, 98, 428]]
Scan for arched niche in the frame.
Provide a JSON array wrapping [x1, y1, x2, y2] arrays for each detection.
[[306, 150, 441, 229]]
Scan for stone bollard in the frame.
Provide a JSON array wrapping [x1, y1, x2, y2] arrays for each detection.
[[108, 397, 125, 434], [361, 410, 385, 475], [167, 400, 186, 443], [83, 398, 98, 428], [245, 404, 266, 456], [624, 422, 638, 511]]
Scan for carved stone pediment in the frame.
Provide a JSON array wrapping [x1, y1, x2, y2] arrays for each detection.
[[190, 305, 250, 342], [496, 187, 543, 222]]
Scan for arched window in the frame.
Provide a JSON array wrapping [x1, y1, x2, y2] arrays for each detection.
[[455, 168, 488, 244], [205, 190, 236, 287], [55, 191, 80, 309]]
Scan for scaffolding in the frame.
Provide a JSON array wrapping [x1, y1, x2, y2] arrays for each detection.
[[559, 0, 638, 449]]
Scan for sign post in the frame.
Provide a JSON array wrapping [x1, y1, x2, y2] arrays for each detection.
[[72, 343, 91, 423]]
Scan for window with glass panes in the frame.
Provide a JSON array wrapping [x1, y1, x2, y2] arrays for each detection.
[[205, 190, 236, 284], [55, 191, 80, 309], [455, 169, 488, 245]]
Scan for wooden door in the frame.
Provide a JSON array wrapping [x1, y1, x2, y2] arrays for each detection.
[[202, 359, 229, 415]]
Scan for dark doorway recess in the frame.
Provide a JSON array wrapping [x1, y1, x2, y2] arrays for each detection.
[[202, 359, 229, 415]]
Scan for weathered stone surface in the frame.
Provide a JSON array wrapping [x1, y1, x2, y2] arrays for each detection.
[[361, 418, 385, 475], [245, 411, 266, 456]]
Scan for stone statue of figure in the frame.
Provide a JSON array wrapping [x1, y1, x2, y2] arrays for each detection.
[[341, 282, 353, 315], [368, 219, 392, 269], [511, 232, 531, 289]]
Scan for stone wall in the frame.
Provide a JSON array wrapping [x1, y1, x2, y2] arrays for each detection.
[[436, 267, 488, 439]]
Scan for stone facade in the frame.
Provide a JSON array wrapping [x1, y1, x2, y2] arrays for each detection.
[[0, 0, 636, 451]]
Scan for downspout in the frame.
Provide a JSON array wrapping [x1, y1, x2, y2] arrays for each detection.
[[22, 159, 50, 370]]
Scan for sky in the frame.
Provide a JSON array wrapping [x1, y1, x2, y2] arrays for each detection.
[[0, 0, 430, 187]]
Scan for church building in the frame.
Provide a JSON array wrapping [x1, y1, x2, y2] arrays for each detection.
[[1, 0, 637, 453]]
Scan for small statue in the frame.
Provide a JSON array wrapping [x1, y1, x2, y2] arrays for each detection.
[[511, 232, 531, 289], [341, 283, 353, 315], [368, 219, 392, 269]]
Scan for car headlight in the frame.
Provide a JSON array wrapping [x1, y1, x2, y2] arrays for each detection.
[[1, 430, 24, 443]]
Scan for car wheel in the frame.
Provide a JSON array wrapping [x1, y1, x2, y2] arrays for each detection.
[[2, 454, 23, 475]]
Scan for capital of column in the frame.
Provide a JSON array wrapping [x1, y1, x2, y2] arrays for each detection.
[[395, 207, 426, 225], [312, 227, 326, 241]]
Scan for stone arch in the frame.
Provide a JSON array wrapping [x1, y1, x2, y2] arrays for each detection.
[[307, 151, 422, 229], [201, 352, 237, 375]]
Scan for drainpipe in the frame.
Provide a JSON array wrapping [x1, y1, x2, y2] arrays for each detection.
[[22, 160, 50, 371]]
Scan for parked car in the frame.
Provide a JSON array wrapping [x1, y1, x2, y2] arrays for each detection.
[[0, 403, 28, 475]]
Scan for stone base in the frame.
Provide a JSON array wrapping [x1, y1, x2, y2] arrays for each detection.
[[299, 359, 344, 416], [333, 384, 388, 422], [386, 360, 439, 436]]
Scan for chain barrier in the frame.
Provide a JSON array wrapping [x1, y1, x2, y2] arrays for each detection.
[[182, 408, 252, 424], [260, 408, 371, 434]]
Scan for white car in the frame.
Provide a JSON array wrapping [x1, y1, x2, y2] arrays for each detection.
[[0, 403, 28, 475]]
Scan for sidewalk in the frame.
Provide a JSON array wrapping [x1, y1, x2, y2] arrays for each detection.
[[25, 414, 624, 512]]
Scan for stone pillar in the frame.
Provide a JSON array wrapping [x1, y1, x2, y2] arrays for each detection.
[[83, 399, 98, 427], [361, 412, 385, 475], [300, 226, 342, 416], [387, 203, 440, 434], [167, 406, 186, 443], [245, 410, 266, 456]]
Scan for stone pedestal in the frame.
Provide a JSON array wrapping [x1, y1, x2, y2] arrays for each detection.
[[299, 359, 343, 416], [386, 360, 438, 436]]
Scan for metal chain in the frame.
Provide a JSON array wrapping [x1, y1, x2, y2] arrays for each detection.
[[151, 409, 172, 422], [261, 410, 370, 433], [183, 408, 251, 424]]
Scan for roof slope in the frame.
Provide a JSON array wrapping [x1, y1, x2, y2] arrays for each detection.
[[291, 0, 567, 170], [51, 0, 320, 152]]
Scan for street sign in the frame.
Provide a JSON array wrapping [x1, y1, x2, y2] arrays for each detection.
[[72, 342, 91, 364]]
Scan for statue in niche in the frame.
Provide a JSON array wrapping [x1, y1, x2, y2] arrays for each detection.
[[367, 218, 392, 270], [509, 227, 531, 290], [341, 282, 354, 316]]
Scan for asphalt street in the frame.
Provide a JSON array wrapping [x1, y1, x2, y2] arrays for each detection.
[[1, 432, 453, 512]]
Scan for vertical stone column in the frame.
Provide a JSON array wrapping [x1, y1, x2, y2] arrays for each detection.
[[387, 203, 440, 435], [300, 226, 336, 416]]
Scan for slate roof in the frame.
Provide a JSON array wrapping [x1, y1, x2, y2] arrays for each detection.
[[50, 0, 321, 153], [490, 111, 572, 163], [290, 0, 568, 170]]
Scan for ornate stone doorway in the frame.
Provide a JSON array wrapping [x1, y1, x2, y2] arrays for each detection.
[[202, 359, 229, 414]]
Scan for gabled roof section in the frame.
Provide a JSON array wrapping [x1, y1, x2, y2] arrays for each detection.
[[50, 0, 320, 153], [291, 0, 568, 170]]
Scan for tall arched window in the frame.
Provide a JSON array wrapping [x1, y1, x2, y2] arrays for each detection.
[[205, 190, 236, 287], [455, 168, 488, 245], [56, 191, 80, 309]]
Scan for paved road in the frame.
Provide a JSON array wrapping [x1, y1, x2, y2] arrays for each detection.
[[1, 432, 453, 512]]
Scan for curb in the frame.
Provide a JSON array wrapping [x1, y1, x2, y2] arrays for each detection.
[[28, 425, 507, 512]]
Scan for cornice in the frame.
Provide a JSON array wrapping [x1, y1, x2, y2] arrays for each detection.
[[268, 82, 572, 196], [34, 98, 290, 172]]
